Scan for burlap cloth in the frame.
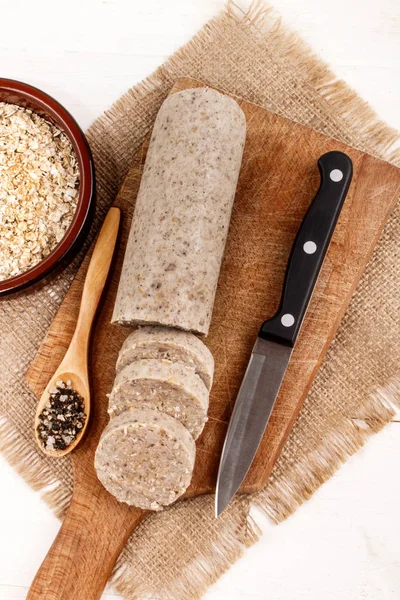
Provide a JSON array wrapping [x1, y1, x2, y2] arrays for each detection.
[[1, 2, 399, 598]]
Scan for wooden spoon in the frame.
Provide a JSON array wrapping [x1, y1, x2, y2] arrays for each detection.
[[34, 207, 120, 457]]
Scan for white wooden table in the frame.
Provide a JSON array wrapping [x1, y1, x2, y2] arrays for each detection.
[[1, 1, 399, 598]]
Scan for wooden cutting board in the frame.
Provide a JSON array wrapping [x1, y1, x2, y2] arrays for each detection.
[[26, 77, 400, 600]]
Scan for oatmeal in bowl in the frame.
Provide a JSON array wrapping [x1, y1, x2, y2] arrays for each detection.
[[0, 79, 95, 295]]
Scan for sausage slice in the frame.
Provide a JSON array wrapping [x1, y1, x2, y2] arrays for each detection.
[[108, 358, 209, 439], [95, 408, 195, 510], [116, 326, 214, 390]]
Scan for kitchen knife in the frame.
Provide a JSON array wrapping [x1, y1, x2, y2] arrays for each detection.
[[215, 150, 353, 517]]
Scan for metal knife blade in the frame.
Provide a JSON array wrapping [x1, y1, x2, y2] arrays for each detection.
[[215, 337, 291, 517], [215, 150, 353, 517]]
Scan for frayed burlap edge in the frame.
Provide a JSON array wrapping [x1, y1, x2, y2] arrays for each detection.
[[88, 1, 400, 167], [111, 504, 262, 600], [231, 2, 400, 163], [0, 416, 70, 518], [255, 374, 400, 523]]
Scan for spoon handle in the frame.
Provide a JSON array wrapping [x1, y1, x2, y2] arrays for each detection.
[[65, 208, 121, 371]]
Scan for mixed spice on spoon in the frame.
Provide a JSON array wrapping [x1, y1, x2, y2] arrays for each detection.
[[37, 380, 86, 452]]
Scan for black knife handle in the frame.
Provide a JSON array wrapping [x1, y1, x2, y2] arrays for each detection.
[[259, 151, 353, 347]]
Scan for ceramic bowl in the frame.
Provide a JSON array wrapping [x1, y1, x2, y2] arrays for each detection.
[[0, 78, 95, 295]]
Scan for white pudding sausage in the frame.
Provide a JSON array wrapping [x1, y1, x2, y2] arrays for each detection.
[[112, 87, 246, 335]]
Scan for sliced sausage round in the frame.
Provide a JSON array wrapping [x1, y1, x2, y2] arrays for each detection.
[[108, 358, 209, 439], [95, 408, 195, 510], [116, 326, 214, 390]]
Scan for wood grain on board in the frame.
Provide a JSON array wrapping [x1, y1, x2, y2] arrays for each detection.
[[26, 77, 400, 600]]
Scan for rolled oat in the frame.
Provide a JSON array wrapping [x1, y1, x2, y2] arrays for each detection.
[[0, 102, 79, 281]]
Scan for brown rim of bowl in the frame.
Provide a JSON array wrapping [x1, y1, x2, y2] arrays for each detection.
[[0, 78, 96, 296]]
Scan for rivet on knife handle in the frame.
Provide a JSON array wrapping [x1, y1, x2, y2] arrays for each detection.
[[259, 151, 352, 347]]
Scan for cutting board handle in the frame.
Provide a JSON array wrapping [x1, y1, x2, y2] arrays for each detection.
[[27, 479, 146, 600]]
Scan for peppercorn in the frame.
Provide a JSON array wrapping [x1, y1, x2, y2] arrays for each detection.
[[37, 380, 86, 451]]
